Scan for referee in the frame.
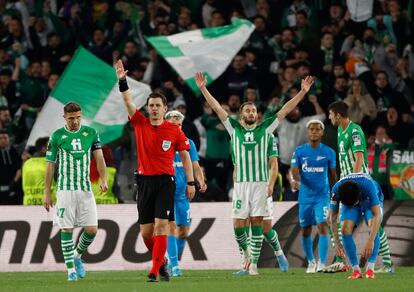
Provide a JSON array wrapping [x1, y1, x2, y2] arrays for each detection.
[[116, 60, 196, 282]]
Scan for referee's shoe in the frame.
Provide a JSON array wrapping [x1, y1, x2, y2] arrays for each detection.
[[159, 257, 170, 281]]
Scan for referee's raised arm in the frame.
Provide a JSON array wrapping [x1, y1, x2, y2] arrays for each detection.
[[116, 60, 136, 118]]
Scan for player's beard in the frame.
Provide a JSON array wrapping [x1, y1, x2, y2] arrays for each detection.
[[243, 116, 256, 125]]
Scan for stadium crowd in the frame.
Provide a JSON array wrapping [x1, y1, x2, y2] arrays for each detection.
[[0, 0, 413, 205]]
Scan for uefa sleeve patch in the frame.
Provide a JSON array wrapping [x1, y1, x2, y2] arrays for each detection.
[[352, 135, 361, 146]]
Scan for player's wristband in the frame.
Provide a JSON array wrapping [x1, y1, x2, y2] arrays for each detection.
[[119, 78, 129, 92], [187, 181, 196, 186]]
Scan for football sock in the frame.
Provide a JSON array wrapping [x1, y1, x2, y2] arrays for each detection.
[[301, 235, 314, 262], [318, 235, 329, 264], [74, 231, 96, 258], [342, 234, 358, 267], [177, 238, 186, 258], [234, 227, 248, 252], [167, 235, 178, 267], [144, 237, 155, 252], [245, 226, 250, 250], [264, 229, 283, 256], [368, 234, 380, 265], [149, 235, 167, 276], [250, 225, 263, 264], [367, 262, 375, 271], [61, 231, 75, 274], [378, 226, 392, 267]]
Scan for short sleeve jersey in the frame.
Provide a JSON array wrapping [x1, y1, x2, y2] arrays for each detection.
[[337, 121, 369, 178], [129, 111, 189, 176], [330, 173, 383, 211], [291, 143, 336, 204], [223, 115, 279, 182], [173, 139, 199, 200], [46, 125, 101, 192]]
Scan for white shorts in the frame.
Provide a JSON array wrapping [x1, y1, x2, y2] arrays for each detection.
[[232, 181, 268, 219], [54, 190, 98, 228], [264, 197, 273, 221]]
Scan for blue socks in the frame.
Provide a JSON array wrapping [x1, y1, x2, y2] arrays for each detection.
[[368, 234, 380, 264], [318, 235, 329, 264], [301, 236, 314, 262], [167, 235, 178, 267], [177, 237, 186, 258], [342, 234, 358, 266]]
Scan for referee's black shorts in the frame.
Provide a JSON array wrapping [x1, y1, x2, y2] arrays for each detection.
[[136, 174, 175, 224]]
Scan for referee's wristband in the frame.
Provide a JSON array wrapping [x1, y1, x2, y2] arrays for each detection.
[[119, 78, 129, 92], [187, 181, 196, 186]]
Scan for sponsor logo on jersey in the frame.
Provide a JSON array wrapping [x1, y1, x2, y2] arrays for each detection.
[[316, 156, 325, 161], [301, 160, 324, 173], [162, 140, 172, 151]]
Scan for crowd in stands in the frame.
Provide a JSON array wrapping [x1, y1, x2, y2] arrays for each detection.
[[0, 0, 413, 205]]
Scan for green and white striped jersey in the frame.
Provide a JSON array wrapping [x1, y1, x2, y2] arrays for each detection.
[[337, 121, 369, 178], [223, 115, 279, 182], [46, 125, 102, 192]]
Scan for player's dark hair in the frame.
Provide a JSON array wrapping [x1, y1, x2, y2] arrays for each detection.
[[64, 102, 82, 113], [35, 137, 49, 152], [338, 181, 360, 207], [0, 106, 9, 112], [0, 129, 8, 135], [328, 101, 348, 118], [147, 92, 167, 106], [239, 101, 256, 112]]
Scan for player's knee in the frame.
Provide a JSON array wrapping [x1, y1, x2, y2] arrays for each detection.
[[301, 226, 312, 237], [341, 223, 353, 235], [84, 226, 98, 236], [317, 223, 328, 235], [177, 227, 188, 239]]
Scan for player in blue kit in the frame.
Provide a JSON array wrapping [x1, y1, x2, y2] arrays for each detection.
[[290, 120, 337, 273], [165, 111, 207, 276], [329, 173, 383, 279]]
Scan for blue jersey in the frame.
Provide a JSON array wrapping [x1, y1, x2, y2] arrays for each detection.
[[330, 173, 384, 211], [173, 139, 199, 200], [291, 143, 336, 204]]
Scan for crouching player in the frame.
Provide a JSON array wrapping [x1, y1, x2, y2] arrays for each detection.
[[329, 173, 383, 279]]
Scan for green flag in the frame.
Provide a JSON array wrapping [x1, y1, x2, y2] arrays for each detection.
[[27, 46, 151, 146]]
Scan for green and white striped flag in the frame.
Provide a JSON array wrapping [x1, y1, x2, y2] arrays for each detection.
[[147, 18, 255, 93], [27, 46, 151, 146]]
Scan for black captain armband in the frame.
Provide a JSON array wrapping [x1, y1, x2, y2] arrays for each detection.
[[119, 78, 129, 92], [187, 181, 196, 186]]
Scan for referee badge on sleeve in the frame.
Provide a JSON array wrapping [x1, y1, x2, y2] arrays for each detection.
[[162, 140, 172, 151]]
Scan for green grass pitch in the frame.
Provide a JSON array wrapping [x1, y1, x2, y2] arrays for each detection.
[[1, 268, 413, 292]]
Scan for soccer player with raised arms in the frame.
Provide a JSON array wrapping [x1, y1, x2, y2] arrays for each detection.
[[329, 173, 384, 279], [290, 120, 337, 273], [196, 71, 313, 275], [328, 101, 393, 273], [43, 102, 108, 281]]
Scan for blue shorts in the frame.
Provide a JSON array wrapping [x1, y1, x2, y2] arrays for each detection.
[[174, 198, 191, 226], [299, 200, 329, 228], [340, 202, 384, 225]]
